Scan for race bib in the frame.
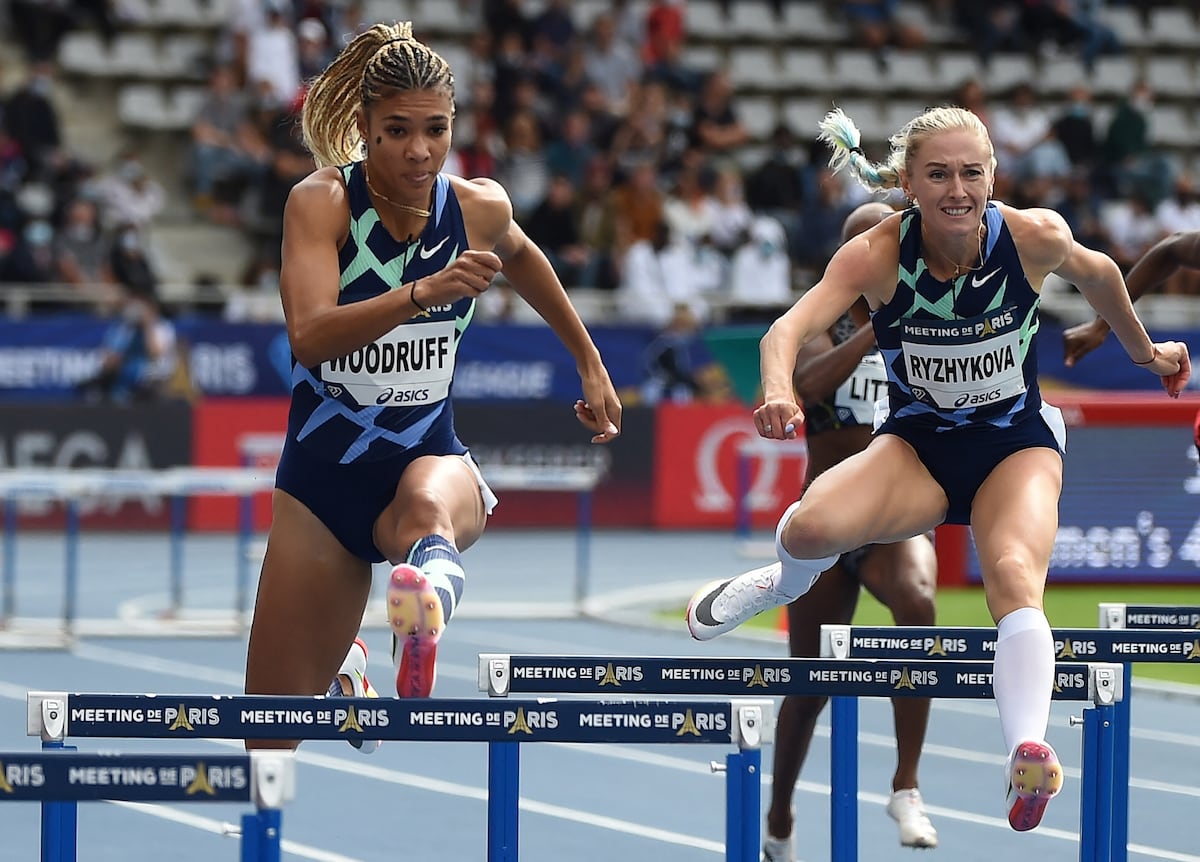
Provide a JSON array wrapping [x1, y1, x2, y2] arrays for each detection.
[[833, 353, 889, 424], [321, 319, 457, 408], [900, 307, 1026, 410]]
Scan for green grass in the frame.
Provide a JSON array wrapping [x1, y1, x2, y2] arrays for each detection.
[[745, 583, 1200, 687]]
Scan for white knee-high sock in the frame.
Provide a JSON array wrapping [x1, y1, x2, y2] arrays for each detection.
[[773, 501, 839, 598], [993, 607, 1054, 752]]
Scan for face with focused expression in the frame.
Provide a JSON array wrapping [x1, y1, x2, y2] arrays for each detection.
[[359, 87, 454, 202], [902, 127, 994, 242]]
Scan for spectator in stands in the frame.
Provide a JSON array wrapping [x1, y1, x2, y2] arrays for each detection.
[[952, 78, 992, 133], [252, 96, 314, 250], [1, 218, 58, 285], [1101, 192, 1165, 272], [574, 155, 620, 291], [745, 124, 806, 260], [728, 215, 793, 311], [612, 157, 664, 245], [710, 165, 754, 256], [951, 0, 1027, 67], [989, 82, 1055, 186], [617, 220, 712, 327], [663, 154, 717, 250], [545, 108, 595, 187], [8, 0, 73, 62], [642, 0, 685, 68], [4, 62, 62, 178], [530, 0, 575, 66], [690, 69, 748, 156], [610, 80, 671, 174], [296, 17, 333, 82], [1156, 175, 1200, 236], [1100, 81, 1173, 206], [94, 150, 165, 234], [839, 0, 926, 60], [523, 173, 594, 289], [1051, 84, 1101, 171], [246, 0, 301, 110], [1021, 0, 1120, 69], [76, 284, 178, 404], [582, 12, 640, 116], [55, 196, 113, 289], [190, 64, 267, 217], [793, 165, 855, 272], [108, 221, 158, 298], [495, 109, 549, 221], [483, 0, 527, 45]]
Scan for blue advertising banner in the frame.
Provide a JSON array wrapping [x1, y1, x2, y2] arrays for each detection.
[[0, 317, 658, 402], [1036, 320, 1200, 392], [968, 424, 1200, 582]]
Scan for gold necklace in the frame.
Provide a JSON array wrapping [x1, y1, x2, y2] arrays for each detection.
[[926, 222, 985, 279], [364, 164, 432, 218]]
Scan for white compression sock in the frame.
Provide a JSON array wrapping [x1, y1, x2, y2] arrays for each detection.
[[993, 606, 1054, 752], [773, 501, 839, 598]]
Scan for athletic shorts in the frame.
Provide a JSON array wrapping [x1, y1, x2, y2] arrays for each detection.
[[875, 403, 1066, 526], [275, 432, 498, 563]]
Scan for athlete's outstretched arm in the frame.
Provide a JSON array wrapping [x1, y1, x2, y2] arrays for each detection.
[[469, 178, 621, 442], [1064, 230, 1200, 365]]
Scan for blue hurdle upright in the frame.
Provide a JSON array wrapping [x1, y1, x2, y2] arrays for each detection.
[[480, 653, 1121, 862], [820, 620, 1200, 862], [1097, 603, 1200, 862], [26, 691, 773, 862]]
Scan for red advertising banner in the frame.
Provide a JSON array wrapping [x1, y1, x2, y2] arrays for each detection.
[[653, 403, 808, 529], [191, 398, 289, 530]]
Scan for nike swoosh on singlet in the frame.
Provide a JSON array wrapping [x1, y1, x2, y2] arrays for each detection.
[[971, 269, 1000, 288], [692, 579, 734, 627], [419, 236, 449, 259]]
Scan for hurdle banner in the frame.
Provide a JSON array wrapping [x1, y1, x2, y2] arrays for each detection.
[[0, 747, 295, 862], [478, 654, 1118, 701], [479, 655, 1122, 862], [1099, 602, 1200, 629], [28, 693, 773, 862]]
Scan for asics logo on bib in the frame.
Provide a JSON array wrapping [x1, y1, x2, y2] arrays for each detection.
[[327, 335, 451, 375]]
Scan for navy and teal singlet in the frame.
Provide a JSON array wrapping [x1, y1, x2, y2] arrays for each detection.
[[286, 165, 475, 464], [871, 202, 1043, 432]]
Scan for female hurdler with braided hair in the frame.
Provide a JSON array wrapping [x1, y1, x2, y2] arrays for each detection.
[[687, 105, 1189, 832], [243, 22, 622, 752]]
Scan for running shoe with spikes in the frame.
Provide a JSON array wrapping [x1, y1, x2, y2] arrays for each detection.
[[886, 788, 938, 848], [687, 562, 797, 641], [333, 637, 380, 754], [1005, 740, 1063, 831], [387, 563, 443, 698]]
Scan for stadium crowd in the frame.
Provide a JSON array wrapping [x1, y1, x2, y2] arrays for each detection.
[[2, 0, 1199, 327]]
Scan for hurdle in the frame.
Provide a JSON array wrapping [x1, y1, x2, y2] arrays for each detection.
[[26, 691, 773, 862], [3, 716, 295, 862], [0, 467, 275, 646], [822, 622, 1199, 862], [1097, 603, 1200, 862], [479, 654, 1122, 862]]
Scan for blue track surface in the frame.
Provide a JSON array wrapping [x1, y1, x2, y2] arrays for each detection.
[[0, 530, 1197, 861]]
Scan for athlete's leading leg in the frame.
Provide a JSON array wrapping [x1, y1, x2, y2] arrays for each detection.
[[374, 454, 489, 697]]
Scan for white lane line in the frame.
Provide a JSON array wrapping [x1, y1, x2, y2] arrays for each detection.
[[108, 802, 365, 862]]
